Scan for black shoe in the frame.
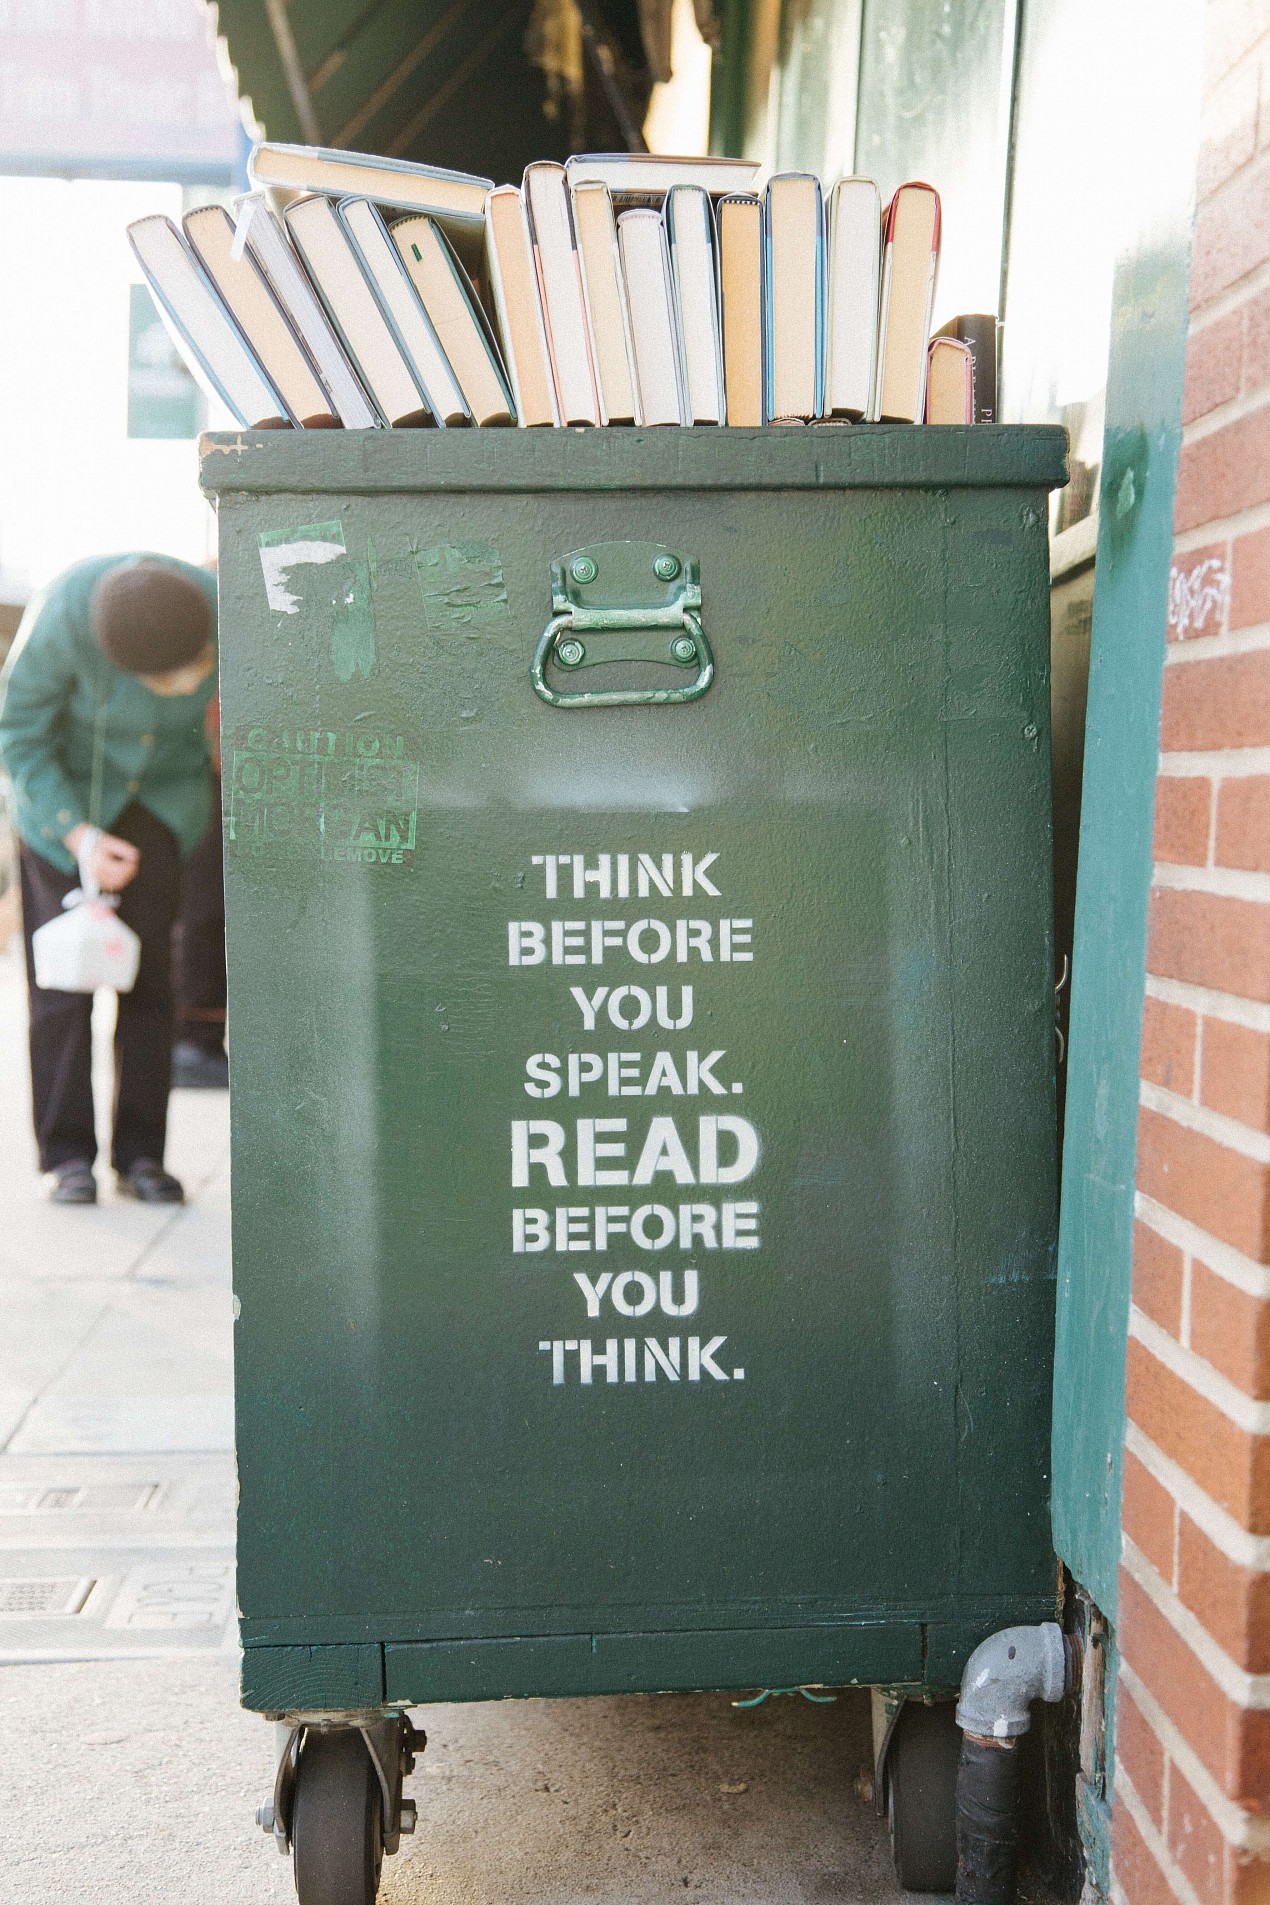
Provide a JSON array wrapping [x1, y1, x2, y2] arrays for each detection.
[[48, 1160, 97, 1205], [116, 1159, 184, 1204], [172, 1040, 229, 1090]]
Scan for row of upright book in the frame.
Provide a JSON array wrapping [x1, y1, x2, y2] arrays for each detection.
[[128, 143, 996, 438]]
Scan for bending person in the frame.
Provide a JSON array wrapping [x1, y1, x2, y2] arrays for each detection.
[[0, 556, 217, 1204]]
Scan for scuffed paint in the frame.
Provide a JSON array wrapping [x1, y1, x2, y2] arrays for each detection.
[[412, 540, 509, 634]]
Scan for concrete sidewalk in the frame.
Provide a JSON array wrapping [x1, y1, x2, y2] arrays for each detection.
[[0, 941, 911, 1903]]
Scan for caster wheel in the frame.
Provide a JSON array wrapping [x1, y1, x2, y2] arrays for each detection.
[[291, 1729, 384, 1905], [886, 1700, 959, 1892]]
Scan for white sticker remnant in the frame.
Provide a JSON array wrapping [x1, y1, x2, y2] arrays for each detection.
[[258, 521, 347, 615]]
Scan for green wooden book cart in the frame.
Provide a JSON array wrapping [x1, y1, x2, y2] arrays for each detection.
[[201, 423, 1068, 1900]]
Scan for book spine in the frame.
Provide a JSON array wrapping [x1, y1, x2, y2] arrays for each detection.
[[813, 178, 825, 420]]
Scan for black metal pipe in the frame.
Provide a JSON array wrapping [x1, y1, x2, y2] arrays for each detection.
[[955, 1732, 1023, 1905]]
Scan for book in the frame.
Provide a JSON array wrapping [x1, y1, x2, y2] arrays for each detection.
[[716, 194, 762, 428], [824, 178, 881, 421], [233, 194, 379, 430], [338, 197, 468, 426], [565, 153, 761, 202], [665, 185, 724, 426], [925, 336, 974, 423], [523, 161, 600, 427], [571, 181, 639, 426], [763, 173, 824, 423], [283, 194, 434, 427], [617, 208, 684, 427], [182, 204, 337, 429], [249, 142, 492, 225], [873, 182, 941, 423], [484, 185, 558, 428], [390, 215, 515, 427], [126, 214, 290, 429], [934, 313, 997, 422]]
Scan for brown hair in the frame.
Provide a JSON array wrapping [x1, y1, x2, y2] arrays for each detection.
[[90, 561, 211, 676]]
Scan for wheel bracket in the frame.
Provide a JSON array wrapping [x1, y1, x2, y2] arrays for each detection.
[[257, 1711, 426, 1857]]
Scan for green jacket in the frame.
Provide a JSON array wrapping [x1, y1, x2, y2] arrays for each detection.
[[0, 553, 218, 876]]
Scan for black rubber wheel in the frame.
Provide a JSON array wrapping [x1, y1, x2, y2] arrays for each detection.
[[291, 1728, 383, 1905], [886, 1700, 960, 1892]]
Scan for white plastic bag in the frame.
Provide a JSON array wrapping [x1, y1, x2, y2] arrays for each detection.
[[32, 886, 140, 993]]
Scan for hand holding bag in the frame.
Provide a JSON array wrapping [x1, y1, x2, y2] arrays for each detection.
[[31, 829, 141, 994], [29, 687, 140, 994]]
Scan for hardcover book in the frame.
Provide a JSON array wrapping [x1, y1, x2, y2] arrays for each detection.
[[763, 173, 824, 423], [484, 185, 559, 428], [233, 194, 378, 430], [250, 142, 492, 225], [391, 215, 515, 427], [617, 207, 685, 427], [183, 204, 337, 429], [284, 194, 434, 427], [126, 214, 289, 429], [874, 182, 941, 424], [665, 185, 724, 426], [824, 178, 881, 422]]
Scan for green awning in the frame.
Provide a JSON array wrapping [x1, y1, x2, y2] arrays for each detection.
[[213, 0, 662, 184]]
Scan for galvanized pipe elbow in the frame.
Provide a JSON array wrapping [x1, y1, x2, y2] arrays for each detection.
[[954, 1623, 1073, 1905], [956, 1622, 1070, 1741]]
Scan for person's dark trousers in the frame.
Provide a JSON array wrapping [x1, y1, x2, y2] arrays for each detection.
[[20, 802, 181, 1174], [174, 784, 226, 1058]]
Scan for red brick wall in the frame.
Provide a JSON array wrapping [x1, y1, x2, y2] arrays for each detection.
[[1114, 3, 1270, 1895]]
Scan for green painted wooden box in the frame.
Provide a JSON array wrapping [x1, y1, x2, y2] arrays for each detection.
[[200, 425, 1067, 1717]]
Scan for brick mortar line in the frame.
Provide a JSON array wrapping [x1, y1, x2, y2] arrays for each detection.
[[1135, 1192, 1270, 1298], [1187, 250, 1270, 333], [1117, 1662, 1270, 1854], [1172, 494, 1270, 553], [1125, 1421, 1270, 1568], [1151, 862, 1270, 903], [1158, 746, 1270, 775], [1130, 1304, 1270, 1430], [1142, 976, 1270, 1036], [1199, 23, 1270, 95], [1113, 1766, 1203, 1903], [1182, 382, 1270, 448], [1138, 1078, 1270, 1164], [1194, 134, 1270, 196], [1123, 1534, 1270, 1706], [1164, 624, 1270, 661]]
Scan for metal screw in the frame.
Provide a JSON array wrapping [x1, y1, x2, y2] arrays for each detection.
[[653, 552, 680, 581], [557, 638, 585, 667], [399, 1799, 418, 1834], [570, 555, 597, 584], [256, 1803, 276, 1834], [670, 636, 697, 664], [854, 1769, 874, 1805]]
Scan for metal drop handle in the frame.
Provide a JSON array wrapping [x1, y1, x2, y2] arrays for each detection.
[[530, 542, 714, 709]]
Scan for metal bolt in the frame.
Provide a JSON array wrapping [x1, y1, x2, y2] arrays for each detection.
[[256, 1803, 276, 1834], [670, 636, 697, 665], [570, 555, 597, 584], [399, 1799, 417, 1834], [653, 552, 680, 581], [557, 638, 585, 667], [853, 1769, 874, 1805]]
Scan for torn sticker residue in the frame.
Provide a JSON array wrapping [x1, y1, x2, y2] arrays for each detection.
[[412, 541, 509, 634], [258, 521, 347, 614], [330, 556, 375, 683]]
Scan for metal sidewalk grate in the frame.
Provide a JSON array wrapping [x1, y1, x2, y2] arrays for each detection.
[[0, 1576, 96, 1615]]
